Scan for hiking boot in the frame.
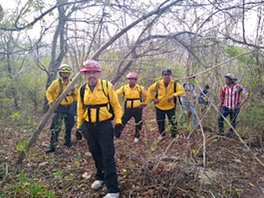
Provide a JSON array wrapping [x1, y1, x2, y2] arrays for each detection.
[[217, 132, 224, 136], [45, 146, 55, 154], [158, 135, 166, 141], [63, 142, 74, 148], [133, 138, 139, 143], [103, 193, 120, 198], [226, 131, 233, 138], [91, 180, 104, 190]]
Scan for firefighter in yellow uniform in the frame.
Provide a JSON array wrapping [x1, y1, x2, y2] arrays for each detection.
[[76, 60, 121, 198], [148, 69, 185, 140], [45, 64, 78, 153], [115, 72, 150, 143]]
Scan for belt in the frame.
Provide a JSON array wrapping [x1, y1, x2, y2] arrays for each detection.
[[85, 103, 108, 123], [125, 98, 140, 108]]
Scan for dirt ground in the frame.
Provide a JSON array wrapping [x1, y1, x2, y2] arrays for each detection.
[[0, 107, 264, 197]]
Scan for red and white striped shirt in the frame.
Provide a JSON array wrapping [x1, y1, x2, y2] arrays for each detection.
[[220, 84, 249, 109]]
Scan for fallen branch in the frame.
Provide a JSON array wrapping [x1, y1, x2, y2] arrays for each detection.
[[0, 162, 9, 188]]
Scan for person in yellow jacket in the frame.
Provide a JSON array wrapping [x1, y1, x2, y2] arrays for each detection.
[[45, 64, 78, 154], [148, 69, 185, 140], [76, 59, 121, 198], [115, 72, 150, 143]]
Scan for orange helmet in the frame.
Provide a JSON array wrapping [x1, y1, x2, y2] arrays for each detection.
[[80, 60, 101, 73], [126, 72, 137, 79]]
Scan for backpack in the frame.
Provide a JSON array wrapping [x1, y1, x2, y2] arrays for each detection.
[[155, 80, 182, 106], [122, 84, 143, 109], [80, 80, 114, 121], [58, 79, 77, 115], [58, 79, 76, 102], [122, 84, 142, 100]]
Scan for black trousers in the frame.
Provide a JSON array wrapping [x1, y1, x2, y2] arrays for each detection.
[[155, 107, 178, 138], [83, 120, 120, 193], [218, 106, 240, 134], [49, 110, 74, 147], [122, 107, 142, 138]]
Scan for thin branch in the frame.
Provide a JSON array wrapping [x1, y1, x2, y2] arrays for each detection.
[[0, 0, 87, 31], [175, 49, 256, 80], [242, 0, 247, 44], [0, 163, 9, 188]]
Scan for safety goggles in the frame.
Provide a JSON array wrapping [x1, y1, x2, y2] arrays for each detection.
[[59, 66, 72, 72]]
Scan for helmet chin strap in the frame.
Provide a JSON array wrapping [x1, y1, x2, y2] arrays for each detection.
[[62, 76, 69, 80], [59, 72, 70, 80]]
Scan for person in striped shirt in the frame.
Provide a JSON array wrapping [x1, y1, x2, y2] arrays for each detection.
[[217, 74, 249, 137]]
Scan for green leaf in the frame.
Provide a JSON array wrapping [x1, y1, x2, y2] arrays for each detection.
[[16, 140, 29, 151]]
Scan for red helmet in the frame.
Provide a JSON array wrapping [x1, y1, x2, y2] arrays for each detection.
[[80, 59, 101, 73], [126, 72, 137, 79]]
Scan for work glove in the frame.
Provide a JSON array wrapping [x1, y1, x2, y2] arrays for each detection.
[[114, 124, 123, 138], [139, 103, 147, 108], [75, 129, 83, 141]]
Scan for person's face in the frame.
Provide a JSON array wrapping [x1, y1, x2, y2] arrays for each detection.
[[60, 72, 70, 79], [162, 73, 171, 83], [85, 71, 100, 86], [225, 77, 233, 85], [127, 78, 137, 87]]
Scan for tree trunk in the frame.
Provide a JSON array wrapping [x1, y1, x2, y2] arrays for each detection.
[[43, 0, 67, 112]]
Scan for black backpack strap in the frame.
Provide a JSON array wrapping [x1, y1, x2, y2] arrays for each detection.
[[155, 81, 160, 99], [101, 80, 114, 120], [59, 79, 63, 95], [80, 83, 86, 104], [136, 85, 143, 102]]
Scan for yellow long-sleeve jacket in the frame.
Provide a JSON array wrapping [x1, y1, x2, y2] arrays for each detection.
[[116, 84, 150, 108], [46, 79, 78, 105], [76, 79, 122, 128], [148, 79, 185, 110]]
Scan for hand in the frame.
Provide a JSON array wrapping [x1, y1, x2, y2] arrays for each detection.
[[153, 98, 159, 104], [235, 104, 242, 109], [139, 103, 147, 108], [167, 95, 175, 102], [114, 124, 123, 138], [76, 129, 83, 140], [240, 100, 247, 108], [217, 104, 222, 111]]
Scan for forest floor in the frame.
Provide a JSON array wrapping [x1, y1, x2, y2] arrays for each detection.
[[0, 106, 264, 198]]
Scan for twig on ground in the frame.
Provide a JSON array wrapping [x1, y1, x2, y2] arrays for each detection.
[[0, 162, 9, 188]]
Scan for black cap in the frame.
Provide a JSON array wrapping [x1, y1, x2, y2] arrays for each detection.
[[162, 69, 172, 75]]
